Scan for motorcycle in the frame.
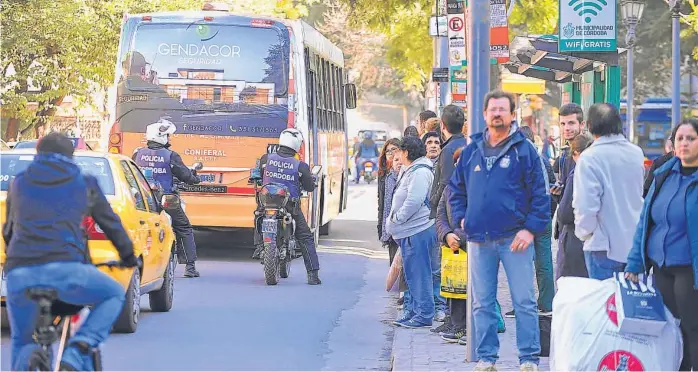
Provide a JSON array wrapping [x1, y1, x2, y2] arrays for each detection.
[[24, 260, 141, 371], [249, 163, 322, 285], [141, 162, 203, 266], [361, 159, 377, 184]]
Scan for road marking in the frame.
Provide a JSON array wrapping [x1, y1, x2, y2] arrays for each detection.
[[317, 245, 388, 259], [320, 238, 369, 244]]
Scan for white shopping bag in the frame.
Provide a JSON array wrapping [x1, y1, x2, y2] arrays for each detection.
[[550, 277, 683, 372], [615, 272, 667, 336]]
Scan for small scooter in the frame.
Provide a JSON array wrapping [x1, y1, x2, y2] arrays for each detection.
[[361, 158, 377, 184]]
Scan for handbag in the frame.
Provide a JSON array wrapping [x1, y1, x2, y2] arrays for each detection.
[[440, 246, 467, 299], [614, 272, 667, 336]]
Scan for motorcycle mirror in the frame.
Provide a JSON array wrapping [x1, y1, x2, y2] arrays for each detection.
[[192, 162, 203, 171], [311, 165, 322, 175]]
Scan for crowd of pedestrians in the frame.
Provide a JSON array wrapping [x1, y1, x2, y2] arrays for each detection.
[[380, 90, 698, 372]]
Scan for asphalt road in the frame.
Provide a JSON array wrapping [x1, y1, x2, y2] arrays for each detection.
[[0, 182, 396, 371]]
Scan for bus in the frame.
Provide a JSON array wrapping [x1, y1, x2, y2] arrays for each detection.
[[106, 4, 357, 239]]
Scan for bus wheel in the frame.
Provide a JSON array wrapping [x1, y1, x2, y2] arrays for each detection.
[[320, 221, 331, 236]]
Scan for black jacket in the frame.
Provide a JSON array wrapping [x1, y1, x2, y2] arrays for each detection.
[[556, 166, 589, 278], [643, 152, 674, 198], [377, 172, 387, 240], [429, 133, 466, 219], [258, 146, 314, 192], [3, 153, 135, 271]]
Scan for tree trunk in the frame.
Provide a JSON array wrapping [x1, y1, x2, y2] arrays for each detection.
[[22, 95, 66, 138], [4, 118, 20, 141]]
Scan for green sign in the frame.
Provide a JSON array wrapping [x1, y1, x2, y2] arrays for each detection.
[[558, 0, 617, 52]]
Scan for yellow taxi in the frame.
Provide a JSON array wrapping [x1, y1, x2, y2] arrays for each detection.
[[0, 149, 177, 334]]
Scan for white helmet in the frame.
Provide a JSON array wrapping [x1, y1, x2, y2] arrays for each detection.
[[145, 118, 176, 145], [278, 128, 303, 152]]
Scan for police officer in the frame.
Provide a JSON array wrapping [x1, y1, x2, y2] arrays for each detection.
[[256, 128, 321, 285], [354, 131, 379, 183], [133, 119, 202, 278]]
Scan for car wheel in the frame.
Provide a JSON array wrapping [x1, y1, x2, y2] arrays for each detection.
[[113, 268, 140, 333], [149, 251, 175, 312]]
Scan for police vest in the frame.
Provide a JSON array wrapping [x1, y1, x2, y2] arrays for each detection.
[[360, 141, 378, 158], [134, 147, 174, 193], [263, 153, 301, 198]]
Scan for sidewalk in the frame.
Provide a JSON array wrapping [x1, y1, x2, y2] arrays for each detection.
[[390, 247, 556, 371]]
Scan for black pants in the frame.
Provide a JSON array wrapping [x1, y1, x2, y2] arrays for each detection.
[[165, 204, 197, 263], [449, 298, 467, 328], [386, 240, 399, 266], [291, 210, 320, 271], [653, 264, 698, 371]]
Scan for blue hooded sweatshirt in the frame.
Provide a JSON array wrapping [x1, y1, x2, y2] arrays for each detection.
[[447, 128, 550, 242], [3, 153, 134, 271]]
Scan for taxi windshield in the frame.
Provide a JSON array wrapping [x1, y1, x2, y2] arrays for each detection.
[[0, 154, 116, 194]]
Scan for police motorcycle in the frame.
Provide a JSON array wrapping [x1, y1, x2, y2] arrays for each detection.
[[248, 162, 321, 285], [141, 162, 203, 266]]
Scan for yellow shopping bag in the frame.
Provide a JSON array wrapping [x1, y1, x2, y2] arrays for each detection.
[[440, 246, 468, 299]]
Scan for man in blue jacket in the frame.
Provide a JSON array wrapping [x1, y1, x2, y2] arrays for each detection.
[[3, 132, 138, 371], [448, 90, 550, 372]]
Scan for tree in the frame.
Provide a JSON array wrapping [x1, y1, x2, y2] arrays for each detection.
[[1, 0, 315, 140]]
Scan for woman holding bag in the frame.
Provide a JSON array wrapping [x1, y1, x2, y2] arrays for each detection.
[[378, 138, 402, 265], [625, 118, 698, 371]]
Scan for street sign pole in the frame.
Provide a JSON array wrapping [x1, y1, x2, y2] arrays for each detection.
[[465, 0, 490, 362]]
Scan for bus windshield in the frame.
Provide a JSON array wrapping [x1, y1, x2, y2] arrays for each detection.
[[115, 21, 290, 138]]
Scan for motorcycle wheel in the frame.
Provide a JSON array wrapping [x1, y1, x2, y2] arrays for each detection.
[[280, 258, 291, 278], [263, 242, 280, 285]]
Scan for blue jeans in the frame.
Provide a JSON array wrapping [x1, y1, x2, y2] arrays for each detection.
[[584, 251, 626, 280], [469, 236, 540, 364], [534, 222, 554, 312], [430, 241, 447, 313], [6, 262, 126, 371], [396, 225, 437, 325]]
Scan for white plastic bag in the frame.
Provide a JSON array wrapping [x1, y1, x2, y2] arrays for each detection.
[[550, 277, 683, 371]]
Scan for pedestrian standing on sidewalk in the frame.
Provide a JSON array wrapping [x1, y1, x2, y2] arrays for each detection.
[[556, 133, 593, 278], [504, 126, 554, 318], [552, 104, 585, 275], [626, 118, 698, 371], [448, 90, 549, 372], [573, 103, 644, 280], [404, 125, 419, 138], [423, 131, 442, 164], [386, 136, 437, 329], [417, 110, 438, 137], [378, 138, 403, 265], [644, 125, 679, 197]]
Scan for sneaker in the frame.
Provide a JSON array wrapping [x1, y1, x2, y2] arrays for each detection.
[[434, 310, 447, 322], [474, 360, 497, 372], [538, 310, 553, 316], [504, 310, 515, 318], [400, 319, 432, 329], [184, 263, 200, 278], [307, 270, 322, 285], [520, 362, 538, 372], [438, 323, 456, 336], [458, 334, 467, 345], [397, 296, 405, 306], [440, 327, 466, 343], [430, 317, 451, 333], [392, 315, 412, 327]]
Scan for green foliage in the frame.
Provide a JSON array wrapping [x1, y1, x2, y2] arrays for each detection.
[[1, 0, 314, 139], [508, 0, 558, 35]]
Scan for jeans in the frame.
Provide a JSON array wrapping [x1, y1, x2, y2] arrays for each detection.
[[430, 241, 447, 312], [584, 251, 625, 280], [6, 262, 126, 371], [469, 236, 540, 365], [534, 221, 554, 312], [396, 225, 437, 324], [652, 264, 698, 371]]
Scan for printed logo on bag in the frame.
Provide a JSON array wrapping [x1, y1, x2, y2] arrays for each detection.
[[597, 350, 644, 371], [606, 294, 618, 326]]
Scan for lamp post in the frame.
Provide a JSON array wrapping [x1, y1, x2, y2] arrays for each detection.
[[621, 0, 645, 142], [669, 0, 681, 126]]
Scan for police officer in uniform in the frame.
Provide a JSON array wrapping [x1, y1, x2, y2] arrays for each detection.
[[133, 119, 202, 278], [254, 128, 321, 285]]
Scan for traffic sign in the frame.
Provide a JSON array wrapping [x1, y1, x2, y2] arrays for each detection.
[[449, 17, 464, 32]]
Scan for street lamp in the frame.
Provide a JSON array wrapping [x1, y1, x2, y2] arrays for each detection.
[[621, 0, 645, 142], [668, 0, 681, 127]]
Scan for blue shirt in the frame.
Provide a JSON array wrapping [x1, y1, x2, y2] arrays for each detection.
[[647, 161, 696, 267]]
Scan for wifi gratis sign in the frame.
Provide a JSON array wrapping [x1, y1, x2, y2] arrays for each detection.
[[558, 0, 617, 52]]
